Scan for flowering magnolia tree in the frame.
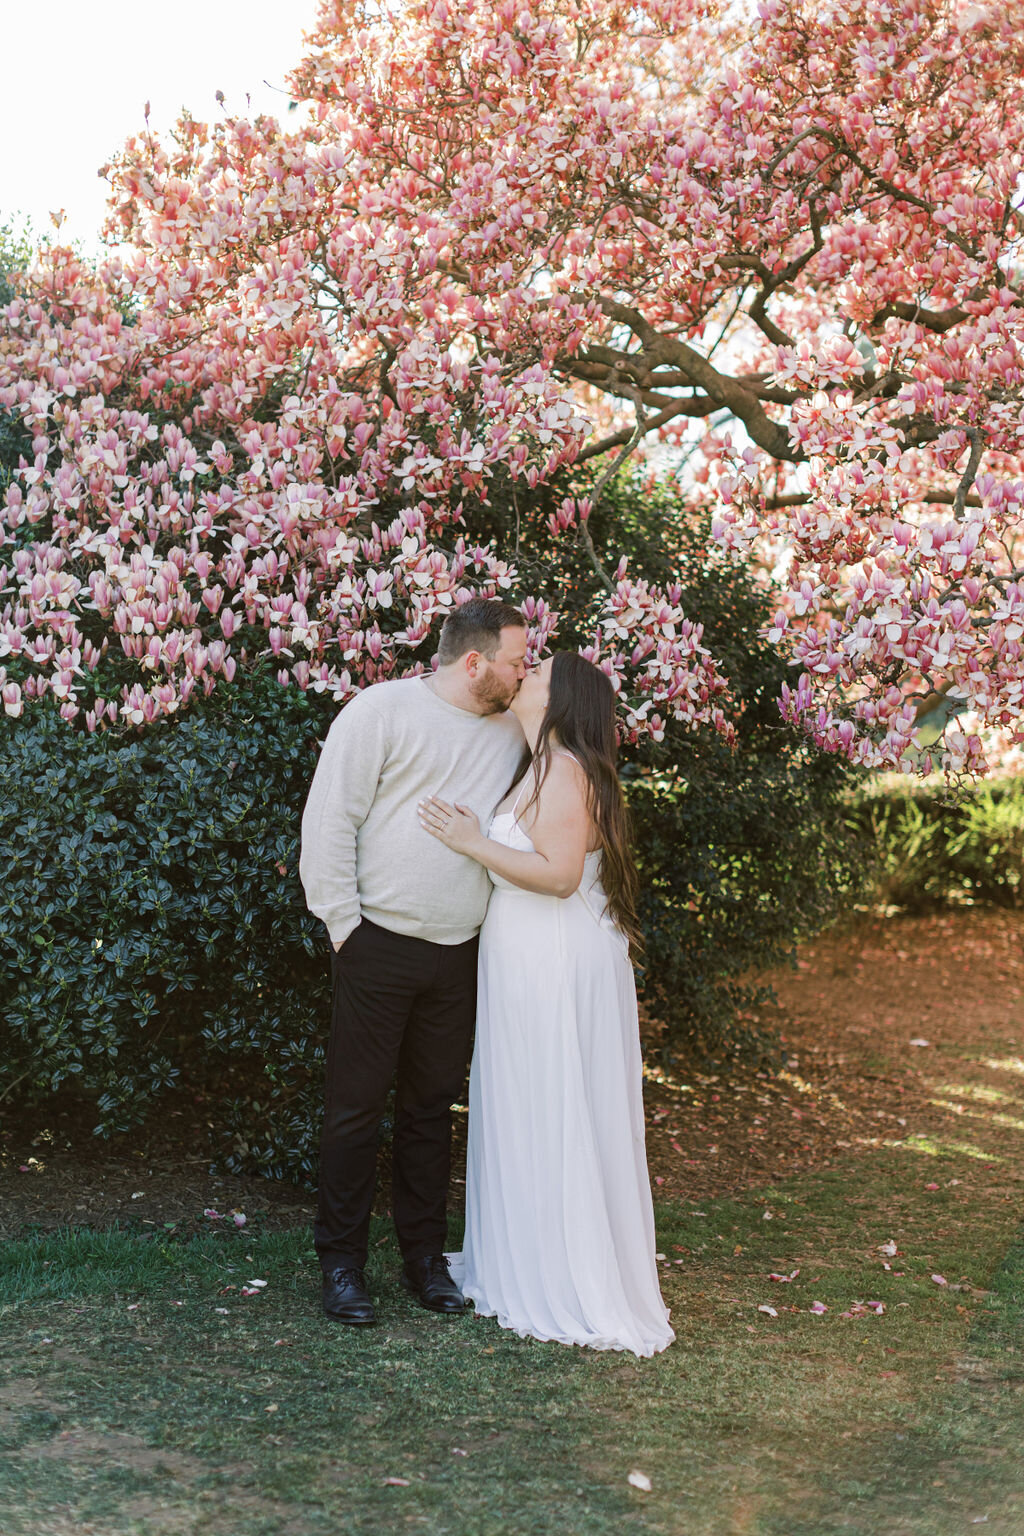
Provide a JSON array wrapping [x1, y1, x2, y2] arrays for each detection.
[[2, 0, 1023, 774]]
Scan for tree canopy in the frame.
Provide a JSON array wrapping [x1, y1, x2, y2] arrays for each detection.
[[1, 0, 1022, 772]]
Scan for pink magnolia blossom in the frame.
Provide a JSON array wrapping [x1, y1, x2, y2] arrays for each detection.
[[3, 0, 1024, 771]]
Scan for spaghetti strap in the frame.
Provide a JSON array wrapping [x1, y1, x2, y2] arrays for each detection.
[[508, 771, 533, 818], [507, 750, 578, 823]]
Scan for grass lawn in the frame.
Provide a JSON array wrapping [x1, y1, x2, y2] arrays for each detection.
[[5, 910, 1024, 1535], [2, 1141, 1023, 1536]]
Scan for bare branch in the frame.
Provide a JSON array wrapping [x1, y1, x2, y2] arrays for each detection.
[[576, 402, 655, 592], [576, 400, 706, 464], [870, 300, 969, 332], [953, 427, 986, 519], [566, 350, 798, 406], [748, 290, 794, 348], [595, 296, 801, 463], [764, 127, 829, 180], [760, 489, 984, 510], [577, 515, 614, 592]]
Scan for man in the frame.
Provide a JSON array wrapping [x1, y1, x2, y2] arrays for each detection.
[[300, 597, 528, 1324]]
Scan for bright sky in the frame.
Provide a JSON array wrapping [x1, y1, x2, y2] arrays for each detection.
[[3, 0, 321, 252]]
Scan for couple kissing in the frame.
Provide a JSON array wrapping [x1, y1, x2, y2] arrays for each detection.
[[300, 597, 674, 1357]]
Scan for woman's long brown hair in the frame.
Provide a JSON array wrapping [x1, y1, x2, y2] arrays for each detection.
[[517, 651, 643, 951]]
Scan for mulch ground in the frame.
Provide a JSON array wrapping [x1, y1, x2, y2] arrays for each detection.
[[641, 905, 1024, 1197], [3, 906, 1022, 1239]]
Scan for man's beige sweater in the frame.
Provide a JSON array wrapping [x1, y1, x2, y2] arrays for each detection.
[[300, 677, 525, 947]]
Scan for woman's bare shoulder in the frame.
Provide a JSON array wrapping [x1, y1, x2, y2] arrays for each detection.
[[539, 751, 589, 802]]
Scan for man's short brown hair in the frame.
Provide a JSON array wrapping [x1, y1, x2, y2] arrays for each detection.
[[436, 597, 527, 665]]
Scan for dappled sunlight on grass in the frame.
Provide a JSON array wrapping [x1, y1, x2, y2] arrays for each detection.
[[777, 1069, 850, 1115], [928, 1100, 1024, 1134], [976, 1057, 1024, 1076], [928, 1082, 1024, 1108], [893, 1133, 1004, 1162], [641, 1064, 696, 1094]]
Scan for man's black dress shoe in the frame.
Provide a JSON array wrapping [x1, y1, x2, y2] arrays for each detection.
[[401, 1255, 467, 1314], [322, 1266, 375, 1325]]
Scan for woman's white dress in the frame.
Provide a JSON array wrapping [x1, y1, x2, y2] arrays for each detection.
[[449, 788, 675, 1358]]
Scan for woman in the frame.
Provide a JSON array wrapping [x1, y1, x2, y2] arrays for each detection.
[[418, 651, 674, 1357]]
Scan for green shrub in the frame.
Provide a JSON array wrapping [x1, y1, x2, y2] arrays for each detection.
[[0, 679, 330, 1181], [629, 745, 862, 1058], [854, 779, 1024, 910]]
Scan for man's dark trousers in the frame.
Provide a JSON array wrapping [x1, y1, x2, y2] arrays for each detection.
[[314, 917, 479, 1274]]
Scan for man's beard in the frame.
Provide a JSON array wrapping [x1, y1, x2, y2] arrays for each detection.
[[470, 671, 518, 714]]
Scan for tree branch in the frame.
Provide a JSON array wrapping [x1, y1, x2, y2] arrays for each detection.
[[764, 127, 981, 260], [594, 297, 801, 463], [760, 488, 984, 510], [953, 427, 985, 519], [577, 400, 655, 591], [870, 300, 969, 332], [576, 400, 707, 464]]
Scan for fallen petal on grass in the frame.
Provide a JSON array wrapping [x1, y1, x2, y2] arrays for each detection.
[[931, 1274, 948, 1286], [628, 1471, 652, 1492], [384, 1477, 411, 1487], [758, 1305, 778, 1317]]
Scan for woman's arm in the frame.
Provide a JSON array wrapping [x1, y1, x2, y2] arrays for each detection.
[[418, 755, 591, 898]]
